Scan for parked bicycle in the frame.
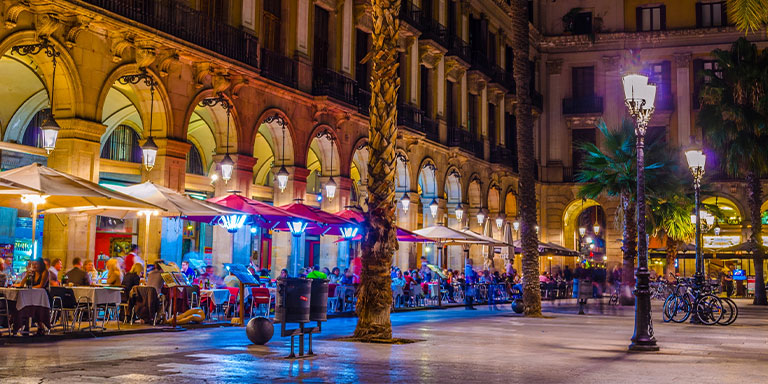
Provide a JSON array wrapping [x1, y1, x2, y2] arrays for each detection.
[[662, 274, 737, 326]]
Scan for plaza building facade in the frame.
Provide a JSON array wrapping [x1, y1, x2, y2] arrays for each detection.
[[0, 0, 765, 279]]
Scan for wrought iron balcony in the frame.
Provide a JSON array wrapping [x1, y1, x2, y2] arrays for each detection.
[[418, 16, 448, 48], [260, 48, 298, 89], [469, 48, 492, 75], [397, 104, 424, 133], [446, 34, 471, 64], [400, 0, 423, 30], [82, 0, 259, 68], [422, 116, 440, 142], [448, 125, 482, 158], [489, 64, 514, 90], [562, 96, 603, 115], [490, 145, 517, 170], [312, 68, 358, 106], [357, 88, 371, 116]]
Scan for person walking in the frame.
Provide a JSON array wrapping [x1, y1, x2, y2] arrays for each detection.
[[464, 259, 477, 310]]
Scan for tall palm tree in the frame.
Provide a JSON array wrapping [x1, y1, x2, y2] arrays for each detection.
[[727, 0, 768, 33], [698, 38, 768, 305], [649, 194, 695, 279], [576, 119, 674, 304], [353, 0, 400, 340], [512, 0, 540, 316]]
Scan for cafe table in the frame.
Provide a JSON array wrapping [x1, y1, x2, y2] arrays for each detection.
[[200, 288, 230, 320], [70, 286, 123, 331], [0, 287, 51, 335]]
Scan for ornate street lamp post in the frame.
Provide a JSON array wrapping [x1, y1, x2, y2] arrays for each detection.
[[200, 93, 235, 182], [118, 69, 159, 171], [686, 149, 707, 290], [12, 38, 61, 153], [623, 73, 659, 352]]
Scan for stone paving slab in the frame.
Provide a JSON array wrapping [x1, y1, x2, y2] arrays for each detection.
[[0, 299, 766, 383]]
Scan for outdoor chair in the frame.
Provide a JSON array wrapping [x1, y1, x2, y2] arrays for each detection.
[[223, 287, 239, 318], [327, 284, 338, 312], [250, 287, 271, 318], [49, 287, 84, 333], [0, 293, 12, 337]]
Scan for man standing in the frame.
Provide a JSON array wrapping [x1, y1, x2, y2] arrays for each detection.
[[63, 257, 91, 286], [124, 245, 143, 273], [722, 264, 734, 298], [464, 259, 477, 310]]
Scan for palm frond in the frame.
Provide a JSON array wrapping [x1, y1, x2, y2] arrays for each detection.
[[727, 0, 768, 34]]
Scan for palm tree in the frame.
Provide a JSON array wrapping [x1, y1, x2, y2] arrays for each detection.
[[576, 119, 675, 305], [353, 0, 400, 340], [512, 0, 540, 316], [727, 0, 768, 33], [649, 194, 695, 279], [698, 38, 768, 305]]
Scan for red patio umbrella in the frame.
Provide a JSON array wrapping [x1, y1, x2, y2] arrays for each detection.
[[203, 194, 316, 229], [278, 202, 359, 236]]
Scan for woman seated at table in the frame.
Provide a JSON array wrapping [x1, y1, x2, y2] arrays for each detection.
[[105, 258, 123, 287], [15, 259, 49, 290], [84, 260, 100, 284], [122, 263, 143, 296]]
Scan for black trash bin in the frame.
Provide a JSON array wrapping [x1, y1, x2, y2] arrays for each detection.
[[275, 277, 312, 323], [309, 279, 329, 322]]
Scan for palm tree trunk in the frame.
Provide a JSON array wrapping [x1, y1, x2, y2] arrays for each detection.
[[747, 173, 767, 305], [512, 0, 540, 316], [664, 235, 678, 281], [353, 0, 400, 340], [620, 191, 637, 305]]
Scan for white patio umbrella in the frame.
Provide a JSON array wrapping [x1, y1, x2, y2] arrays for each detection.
[[0, 163, 163, 259]]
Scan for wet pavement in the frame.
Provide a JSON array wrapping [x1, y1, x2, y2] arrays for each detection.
[[1, 298, 766, 383]]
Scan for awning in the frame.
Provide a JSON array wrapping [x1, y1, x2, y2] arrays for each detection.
[[206, 194, 316, 228], [278, 202, 359, 236]]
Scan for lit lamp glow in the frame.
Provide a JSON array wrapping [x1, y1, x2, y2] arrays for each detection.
[[429, 199, 438, 218], [477, 209, 486, 225], [218, 214, 246, 233], [138, 209, 158, 278], [276, 166, 289, 192], [287, 220, 308, 236], [340, 226, 359, 239], [400, 193, 411, 213], [40, 112, 60, 154], [496, 214, 505, 230], [455, 203, 464, 222], [578, 226, 586, 237], [220, 154, 234, 183], [593, 224, 600, 235], [141, 136, 158, 171], [512, 220, 520, 232], [325, 177, 337, 201]]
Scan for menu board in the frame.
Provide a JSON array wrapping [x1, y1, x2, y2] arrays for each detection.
[[223, 263, 259, 285]]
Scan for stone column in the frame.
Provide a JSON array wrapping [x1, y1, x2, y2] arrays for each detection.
[[271, 166, 309, 277], [675, 53, 692, 146], [409, 38, 419, 105], [545, 59, 563, 166], [43, 118, 105, 267], [211, 155, 256, 273], [460, 72, 468, 128], [601, 55, 621, 130], [341, 0, 353, 75], [395, 192, 419, 270]]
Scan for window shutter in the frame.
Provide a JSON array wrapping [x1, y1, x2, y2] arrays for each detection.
[[721, 2, 728, 25], [692, 59, 704, 109], [636, 7, 642, 31], [695, 2, 702, 28], [660, 5, 666, 30]]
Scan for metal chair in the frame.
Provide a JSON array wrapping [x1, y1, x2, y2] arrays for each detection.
[[249, 287, 271, 318], [0, 293, 12, 337], [49, 287, 80, 333]]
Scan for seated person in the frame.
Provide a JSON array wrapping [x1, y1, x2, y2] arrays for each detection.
[[181, 260, 197, 281], [306, 265, 328, 279], [199, 265, 225, 288], [339, 269, 356, 285], [62, 257, 91, 286], [122, 263, 143, 297], [105, 258, 123, 286], [147, 261, 165, 293], [223, 270, 240, 288]]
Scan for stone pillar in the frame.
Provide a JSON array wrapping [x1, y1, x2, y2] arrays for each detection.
[[210, 155, 256, 273], [545, 59, 563, 166], [675, 53, 692, 146], [437, 57, 446, 119], [295, 0, 312, 92], [409, 38, 419, 105], [460, 72, 468, 128], [144, 138, 189, 191], [396, 192, 419, 270], [341, 0, 353, 75], [601, 56, 621, 130], [43, 118, 105, 267]]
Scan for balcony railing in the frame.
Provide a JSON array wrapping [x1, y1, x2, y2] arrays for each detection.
[[489, 64, 514, 90], [422, 116, 440, 142], [446, 34, 471, 63], [312, 68, 358, 106], [400, 0, 423, 29], [469, 48, 492, 75], [419, 16, 448, 48], [357, 88, 371, 116], [448, 125, 482, 158], [490, 145, 516, 169], [260, 48, 298, 89], [82, 0, 259, 68], [562, 96, 603, 115], [397, 104, 423, 132]]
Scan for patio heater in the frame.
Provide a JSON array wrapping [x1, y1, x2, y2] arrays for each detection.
[[287, 220, 308, 276], [12, 38, 61, 153], [138, 209, 158, 278]]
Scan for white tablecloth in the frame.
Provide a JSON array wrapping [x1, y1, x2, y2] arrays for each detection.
[[0, 288, 50, 310], [201, 289, 230, 305], [71, 287, 122, 306]]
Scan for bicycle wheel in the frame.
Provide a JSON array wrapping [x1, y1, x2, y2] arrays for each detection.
[[662, 295, 677, 322], [718, 297, 738, 326], [670, 295, 692, 323], [695, 294, 724, 325]]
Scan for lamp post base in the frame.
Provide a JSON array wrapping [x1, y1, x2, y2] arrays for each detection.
[[628, 342, 660, 352]]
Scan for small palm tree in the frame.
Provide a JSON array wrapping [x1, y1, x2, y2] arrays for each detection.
[[698, 37, 768, 305], [576, 119, 675, 304], [649, 194, 695, 279]]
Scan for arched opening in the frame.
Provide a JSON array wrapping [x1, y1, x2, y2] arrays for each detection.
[[306, 131, 339, 204], [702, 196, 742, 248], [101, 125, 142, 163], [562, 199, 605, 256], [252, 125, 276, 189], [186, 144, 205, 176], [350, 145, 369, 209]]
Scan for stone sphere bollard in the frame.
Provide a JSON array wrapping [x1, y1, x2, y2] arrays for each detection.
[[246, 317, 274, 345], [511, 299, 524, 314]]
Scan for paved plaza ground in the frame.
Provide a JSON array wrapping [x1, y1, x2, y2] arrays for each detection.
[[1, 299, 766, 383]]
